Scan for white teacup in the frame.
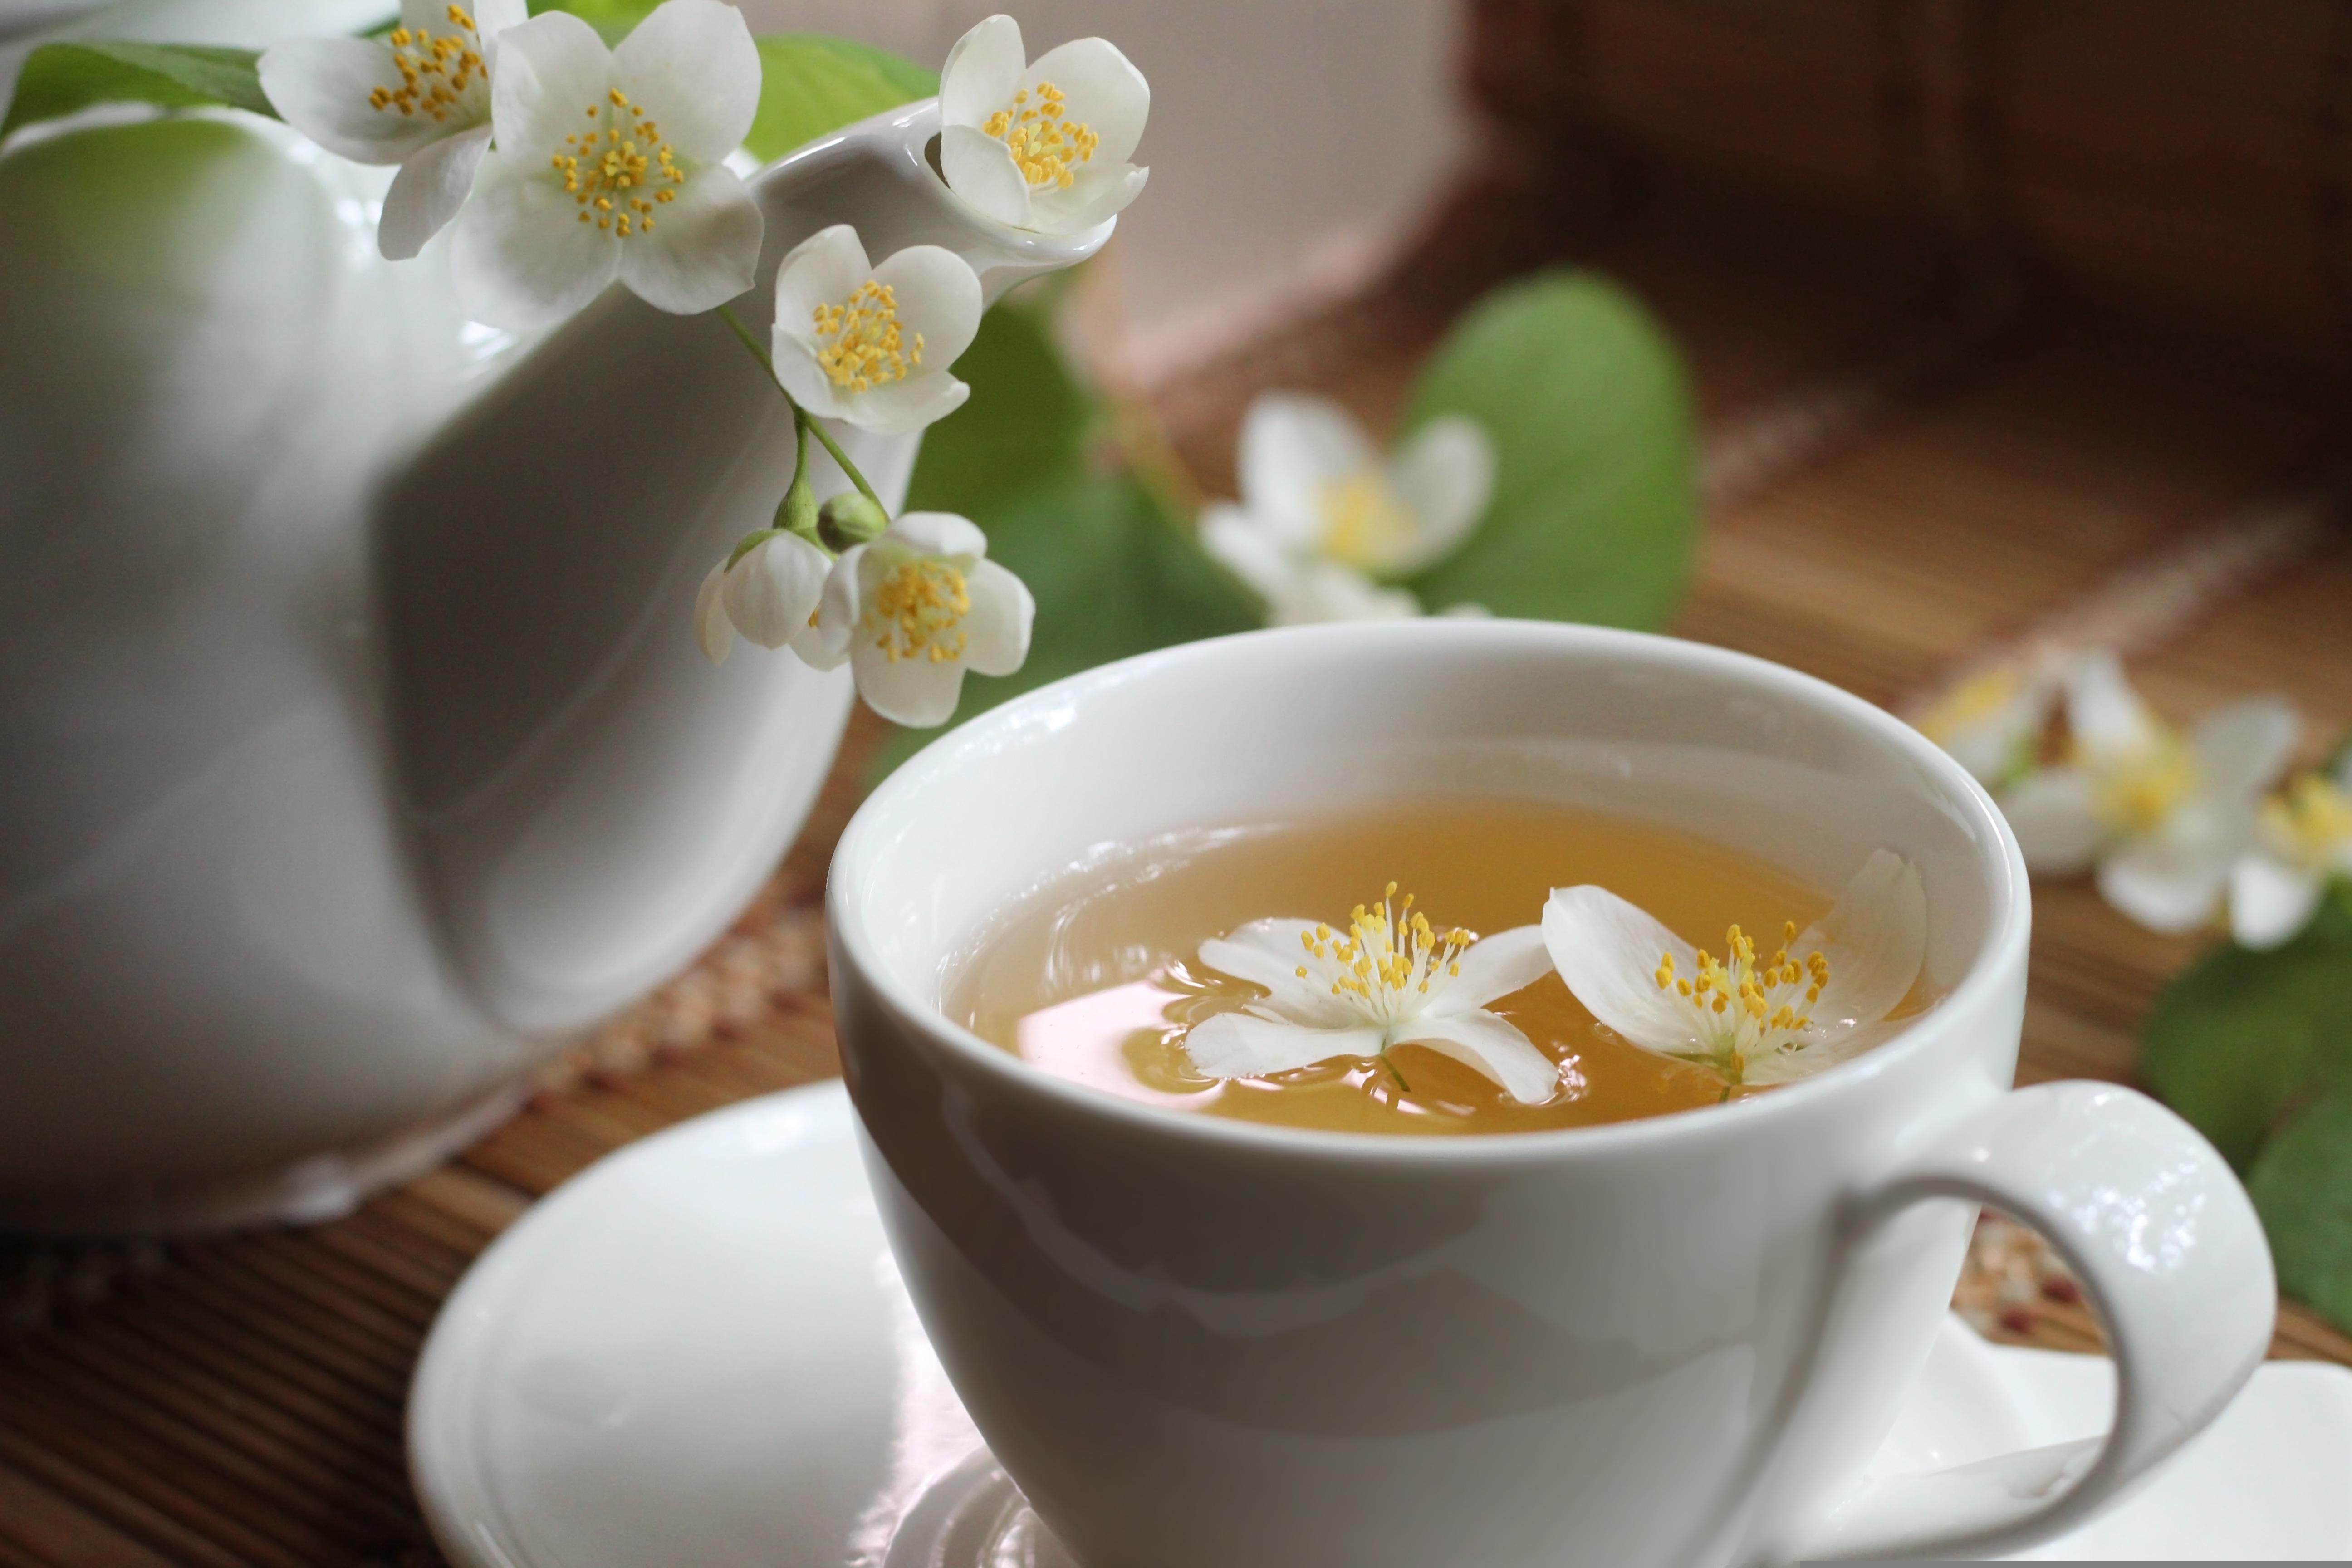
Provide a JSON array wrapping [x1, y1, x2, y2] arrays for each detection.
[[827, 621, 2273, 1568]]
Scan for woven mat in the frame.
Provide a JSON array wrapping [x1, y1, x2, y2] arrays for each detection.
[[4, 176, 2351, 1566]]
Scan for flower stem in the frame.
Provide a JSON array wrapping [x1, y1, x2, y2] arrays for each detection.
[[1379, 1049, 1412, 1094], [715, 303, 888, 516]]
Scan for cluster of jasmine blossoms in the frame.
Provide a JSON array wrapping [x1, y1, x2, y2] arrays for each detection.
[[1920, 650, 2332, 944], [259, 5, 1150, 728], [1202, 393, 1497, 624], [1179, 853, 1926, 1101]]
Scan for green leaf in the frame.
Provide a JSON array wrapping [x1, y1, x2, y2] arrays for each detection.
[[745, 34, 936, 165], [2249, 1083, 2352, 1333], [2, 42, 274, 137], [872, 471, 1260, 777], [903, 295, 1093, 520], [1399, 270, 1696, 628], [2141, 885, 2352, 1170]]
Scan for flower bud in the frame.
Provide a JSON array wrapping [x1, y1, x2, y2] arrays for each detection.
[[819, 491, 889, 551]]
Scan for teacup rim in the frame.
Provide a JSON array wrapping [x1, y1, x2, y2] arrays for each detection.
[[828, 620, 2031, 1163]]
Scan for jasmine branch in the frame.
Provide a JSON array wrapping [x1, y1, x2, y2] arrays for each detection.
[[715, 303, 887, 516]]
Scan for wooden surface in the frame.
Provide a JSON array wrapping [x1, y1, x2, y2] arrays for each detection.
[[6, 174, 2352, 1565]]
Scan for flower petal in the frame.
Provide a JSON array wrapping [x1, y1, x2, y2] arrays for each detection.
[[378, 121, 490, 260], [838, 374, 972, 436], [848, 639, 966, 727], [1026, 162, 1148, 235], [475, 0, 529, 68], [773, 224, 874, 349], [1382, 415, 1495, 573], [1430, 924, 1552, 1013], [2097, 839, 2229, 933], [259, 38, 453, 164], [1197, 921, 1359, 1027], [789, 620, 846, 671], [1239, 392, 1377, 540], [1200, 505, 1299, 604], [939, 124, 1034, 228], [1181, 1014, 1386, 1081], [721, 532, 830, 648], [2192, 696, 2300, 805], [882, 511, 988, 560], [803, 545, 863, 670], [1196, 919, 1321, 988], [773, 350, 848, 422], [1797, 850, 1926, 1032], [615, 162, 762, 314], [1026, 36, 1150, 166], [1394, 1011, 1559, 1104], [692, 560, 733, 664], [1923, 671, 2052, 787], [450, 152, 618, 330], [1743, 1022, 1894, 1087], [613, 0, 762, 161], [2230, 853, 2326, 951], [939, 13, 1025, 130], [871, 245, 985, 371], [1542, 885, 1701, 1056], [1269, 562, 1419, 626], [490, 10, 614, 164], [2063, 651, 2162, 764], [1998, 769, 2104, 874], [959, 559, 1033, 677]]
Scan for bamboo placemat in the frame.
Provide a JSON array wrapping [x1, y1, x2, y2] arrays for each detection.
[[5, 181, 2351, 1566]]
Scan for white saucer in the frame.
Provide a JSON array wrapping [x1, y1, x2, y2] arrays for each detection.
[[408, 1082, 2352, 1566]]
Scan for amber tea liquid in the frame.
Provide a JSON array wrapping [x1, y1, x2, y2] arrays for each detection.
[[951, 800, 1869, 1136]]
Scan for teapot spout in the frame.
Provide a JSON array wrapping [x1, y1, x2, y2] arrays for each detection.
[[376, 101, 1108, 1036]]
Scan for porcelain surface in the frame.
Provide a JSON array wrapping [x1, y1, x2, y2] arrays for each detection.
[[408, 1081, 2352, 1568], [0, 2, 1109, 1232], [825, 621, 2275, 1568]]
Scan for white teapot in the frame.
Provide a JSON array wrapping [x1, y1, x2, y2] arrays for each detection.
[[0, 6, 1107, 1232]]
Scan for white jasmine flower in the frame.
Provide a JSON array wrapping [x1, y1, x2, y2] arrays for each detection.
[[2229, 752, 2352, 949], [1915, 664, 2057, 788], [808, 512, 1032, 727], [936, 14, 1149, 235], [692, 529, 834, 666], [259, 0, 526, 259], [1183, 885, 1559, 1104], [1200, 392, 1495, 626], [769, 226, 983, 436], [1999, 653, 2298, 933], [1543, 850, 1927, 1088], [450, 0, 764, 329]]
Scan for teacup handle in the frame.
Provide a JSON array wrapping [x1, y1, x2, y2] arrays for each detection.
[[1787, 1081, 2275, 1563]]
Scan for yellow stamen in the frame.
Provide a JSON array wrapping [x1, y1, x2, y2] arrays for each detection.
[[2262, 771, 2352, 867], [546, 91, 685, 240], [812, 280, 922, 393], [863, 557, 970, 665], [1647, 917, 1835, 1082], [980, 79, 1100, 190], [1919, 667, 2024, 745], [2090, 735, 2200, 837], [365, 10, 487, 125]]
